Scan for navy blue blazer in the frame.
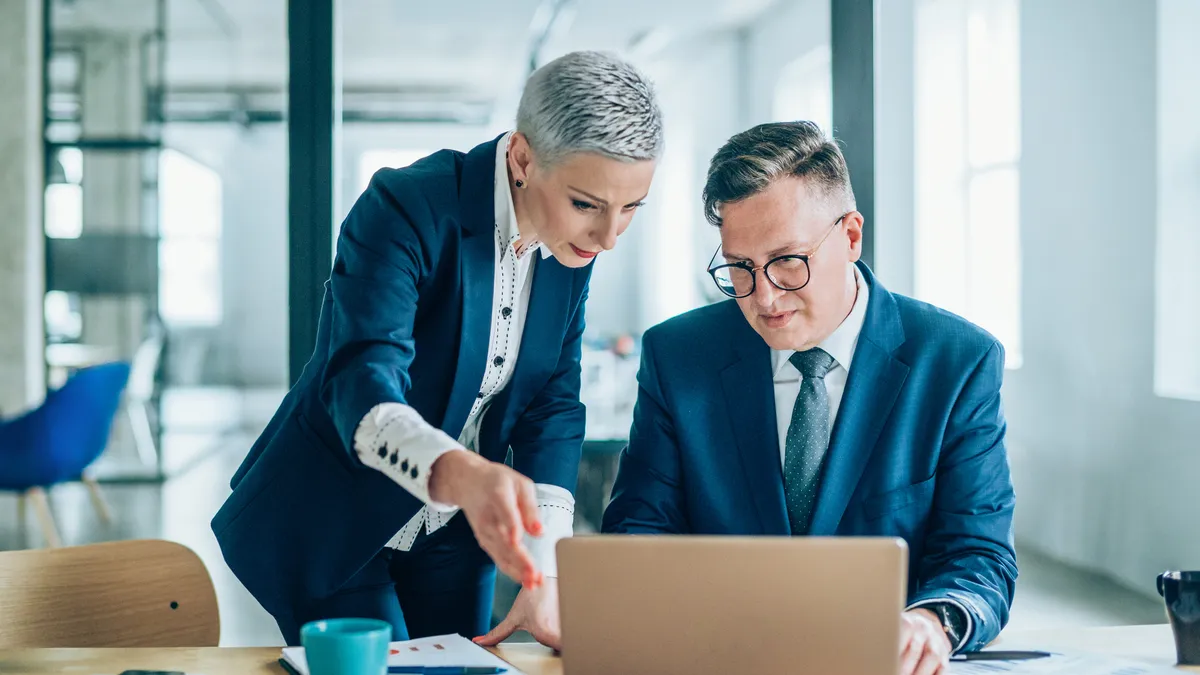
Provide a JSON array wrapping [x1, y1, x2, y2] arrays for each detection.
[[212, 136, 592, 621], [601, 263, 1017, 651]]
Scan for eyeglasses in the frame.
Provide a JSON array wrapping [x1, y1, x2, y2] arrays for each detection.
[[707, 213, 850, 299]]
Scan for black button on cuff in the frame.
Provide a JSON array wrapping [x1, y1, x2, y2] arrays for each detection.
[[501, 307, 513, 318], [409, 466, 419, 479], [400, 459, 409, 472], [388, 452, 398, 465], [477, 392, 485, 399], [493, 356, 504, 367], [376, 445, 388, 459]]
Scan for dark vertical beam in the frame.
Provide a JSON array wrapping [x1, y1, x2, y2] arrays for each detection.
[[288, 0, 337, 385], [831, 0, 875, 268]]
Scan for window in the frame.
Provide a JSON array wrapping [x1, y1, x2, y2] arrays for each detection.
[[773, 46, 832, 133], [915, 0, 1022, 368], [45, 147, 83, 239], [44, 291, 82, 342], [358, 149, 431, 193], [159, 149, 223, 327], [1154, 0, 1200, 400]]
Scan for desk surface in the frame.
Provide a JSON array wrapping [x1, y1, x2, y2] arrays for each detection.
[[0, 624, 1190, 674], [0, 644, 557, 675]]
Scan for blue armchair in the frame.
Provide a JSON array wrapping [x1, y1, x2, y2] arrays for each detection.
[[0, 362, 131, 547]]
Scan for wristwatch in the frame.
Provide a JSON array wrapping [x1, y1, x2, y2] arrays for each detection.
[[928, 602, 964, 651]]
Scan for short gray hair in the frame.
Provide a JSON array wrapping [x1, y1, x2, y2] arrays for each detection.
[[702, 121, 855, 226], [517, 51, 664, 166]]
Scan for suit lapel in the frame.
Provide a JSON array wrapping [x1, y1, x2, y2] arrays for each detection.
[[514, 255, 572, 381], [807, 263, 909, 535], [720, 304, 790, 536], [806, 340, 908, 534], [442, 137, 503, 438]]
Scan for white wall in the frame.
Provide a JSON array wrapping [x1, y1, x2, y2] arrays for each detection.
[[744, 0, 830, 127], [1005, 0, 1200, 596], [635, 32, 744, 331], [1154, 0, 1200, 402]]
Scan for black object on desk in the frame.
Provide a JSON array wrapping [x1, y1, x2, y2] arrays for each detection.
[[951, 650, 1052, 661], [1159, 570, 1200, 665]]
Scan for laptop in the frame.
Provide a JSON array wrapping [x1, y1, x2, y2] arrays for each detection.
[[556, 536, 908, 675]]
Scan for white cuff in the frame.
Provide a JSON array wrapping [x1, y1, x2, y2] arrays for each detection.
[[906, 598, 973, 653], [354, 403, 464, 511], [525, 483, 575, 579]]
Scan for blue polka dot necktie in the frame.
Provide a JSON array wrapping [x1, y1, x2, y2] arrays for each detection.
[[784, 348, 837, 536]]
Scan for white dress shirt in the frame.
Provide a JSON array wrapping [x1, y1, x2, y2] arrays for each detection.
[[352, 131, 575, 577], [770, 265, 869, 465], [769, 264, 971, 651]]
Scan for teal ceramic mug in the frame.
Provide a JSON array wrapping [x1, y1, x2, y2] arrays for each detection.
[[300, 618, 392, 675]]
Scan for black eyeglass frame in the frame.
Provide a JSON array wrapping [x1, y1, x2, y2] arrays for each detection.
[[706, 212, 852, 299]]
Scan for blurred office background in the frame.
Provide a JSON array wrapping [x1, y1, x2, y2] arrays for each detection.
[[0, 0, 1195, 646]]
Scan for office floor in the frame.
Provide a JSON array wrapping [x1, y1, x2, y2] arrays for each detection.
[[0, 400, 1167, 647]]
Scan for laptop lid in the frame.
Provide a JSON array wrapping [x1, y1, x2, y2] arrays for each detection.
[[556, 535, 908, 675]]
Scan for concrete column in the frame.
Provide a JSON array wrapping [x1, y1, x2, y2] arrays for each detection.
[[0, 0, 46, 412], [80, 35, 149, 360]]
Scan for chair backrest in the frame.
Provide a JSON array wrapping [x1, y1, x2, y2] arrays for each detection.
[[128, 324, 164, 401], [44, 362, 132, 454], [0, 539, 221, 647], [0, 362, 130, 489]]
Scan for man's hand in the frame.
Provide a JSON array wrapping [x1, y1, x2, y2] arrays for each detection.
[[900, 609, 952, 675], [429, 450, 544, 589], [473, 577, 561, 651]]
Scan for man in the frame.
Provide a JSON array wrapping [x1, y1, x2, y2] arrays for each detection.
[[601, 121, 1017, 675]]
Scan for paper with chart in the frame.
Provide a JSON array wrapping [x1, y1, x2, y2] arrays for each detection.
[[951, 652, 1180, 675], [281, 633, 526, 675]]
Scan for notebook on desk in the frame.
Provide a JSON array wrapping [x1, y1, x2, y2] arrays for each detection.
[[280, 634, 524, 675]]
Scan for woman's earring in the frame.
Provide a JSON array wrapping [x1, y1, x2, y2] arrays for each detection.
[[514, 179, 525, 189]]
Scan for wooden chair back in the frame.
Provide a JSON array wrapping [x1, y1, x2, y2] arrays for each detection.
[[0, 539, 220, 647]]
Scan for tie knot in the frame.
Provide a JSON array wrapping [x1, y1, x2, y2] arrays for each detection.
[[790, 348, 837, 379]]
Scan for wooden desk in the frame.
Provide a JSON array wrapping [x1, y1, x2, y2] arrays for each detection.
[[0, 625, 1190, 674], [996, 624, 1196, 672], [0, 644, 558, 675]]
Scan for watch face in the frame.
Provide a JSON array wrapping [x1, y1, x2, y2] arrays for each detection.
[[933, 604, 962, 646]]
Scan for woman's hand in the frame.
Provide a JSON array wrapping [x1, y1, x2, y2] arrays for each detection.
[[429, 450, 544, 588], [473, 577, 561, 650]]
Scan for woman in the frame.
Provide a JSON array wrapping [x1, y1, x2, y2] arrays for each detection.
[[211, 51, 663, 650]]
